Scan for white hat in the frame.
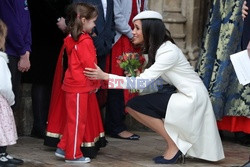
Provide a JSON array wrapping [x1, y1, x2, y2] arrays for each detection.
[[132, 10, 163, 22]]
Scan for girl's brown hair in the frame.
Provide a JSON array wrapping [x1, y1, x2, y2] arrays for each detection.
[[0, 19, 7, 51], [66, 3, 98, 41]]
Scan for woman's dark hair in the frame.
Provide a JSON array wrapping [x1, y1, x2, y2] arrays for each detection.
[[141, 19, 175, 68], [65, 3, 98, 41]]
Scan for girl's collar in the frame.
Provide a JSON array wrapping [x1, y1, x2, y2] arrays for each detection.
[[0, 51, 8, 63]]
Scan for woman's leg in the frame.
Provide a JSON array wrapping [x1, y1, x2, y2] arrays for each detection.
[[105, 89, 129, 137], [126, 107, 179, 159]]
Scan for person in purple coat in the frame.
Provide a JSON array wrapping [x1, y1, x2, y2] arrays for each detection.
[[0, 0, 32, 113]]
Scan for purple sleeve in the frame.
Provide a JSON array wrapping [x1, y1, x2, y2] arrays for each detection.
[[0, 0, 31, 56], [24, 1, 32, 54]]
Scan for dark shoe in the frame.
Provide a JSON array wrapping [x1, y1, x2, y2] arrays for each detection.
[[0, 164, 17, 167], [154, 150, 184, 164], [152, 155, 163, 161], [234, 132, 250, 147], [111, 134, 140, 140], [241, 161, 250, 167], [0, 153, 23, 167], [241, 156, 250, 167], [1, 153, 23, 165], [0, 158, 17, 167]]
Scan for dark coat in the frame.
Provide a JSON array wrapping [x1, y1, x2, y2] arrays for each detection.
[[25, 0, 72, 84], [73, 0, 115, 69], [0, 0, 32, 57], [241, 0, 250, 50]]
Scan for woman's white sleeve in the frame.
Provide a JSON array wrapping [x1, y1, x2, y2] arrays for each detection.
[[108, 48, 178, 89]]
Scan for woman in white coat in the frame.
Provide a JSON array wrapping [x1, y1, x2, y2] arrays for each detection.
[[84, 11, 225, 164]]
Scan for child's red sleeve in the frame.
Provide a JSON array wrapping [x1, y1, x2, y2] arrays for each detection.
[[77, 38, 97, 69]]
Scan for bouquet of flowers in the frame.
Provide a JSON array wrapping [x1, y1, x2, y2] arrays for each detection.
[[117, 52, 145, 77], [117, 52, 145, 93]]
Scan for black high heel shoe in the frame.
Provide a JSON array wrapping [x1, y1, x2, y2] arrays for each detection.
[[154, 150, 185, 164], [152, 155, 163, 161]]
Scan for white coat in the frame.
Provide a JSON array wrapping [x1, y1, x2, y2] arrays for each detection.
[[0, 51, 15, 106], [108, 41, 225, 161]]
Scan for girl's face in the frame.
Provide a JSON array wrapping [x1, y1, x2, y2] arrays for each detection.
[[132, 20, 144, 45], [82, 16, 97, 34]]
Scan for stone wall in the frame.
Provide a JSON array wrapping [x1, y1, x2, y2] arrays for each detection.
[[148, 0, 210, 66], [15, 84, 33, 135]]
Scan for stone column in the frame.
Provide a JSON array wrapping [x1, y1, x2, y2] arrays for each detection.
[[15, 83, 33, 136], [148, 0, 163, 14], [163, 0, 187, 53], [149, 0, 204, 67], [182, 0, 202, 66]]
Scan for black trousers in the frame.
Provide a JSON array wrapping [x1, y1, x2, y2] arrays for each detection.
[[7, 56, 22, 112], [105, 89, 127, 136], [0, 146, 7, 154], [31, 83, 51, 138]]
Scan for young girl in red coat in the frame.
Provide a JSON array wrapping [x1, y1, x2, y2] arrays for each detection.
[[54, 3, 106, 163]]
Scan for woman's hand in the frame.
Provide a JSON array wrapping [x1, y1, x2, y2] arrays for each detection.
[[57, 17, 67, 32], [18, 51, 31, 72], [124, 69, 141, 77], [84, 64, 109, 80], [242, 0, 248, 20]]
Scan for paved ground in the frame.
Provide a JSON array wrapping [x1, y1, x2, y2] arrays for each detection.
[[6, 131, 250, 167]]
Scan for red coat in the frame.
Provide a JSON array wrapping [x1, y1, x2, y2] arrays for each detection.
[[45, 33, 106, 158], [62, 34, 100, 93]]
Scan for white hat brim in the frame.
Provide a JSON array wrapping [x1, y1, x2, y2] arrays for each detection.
[[133, 10, 163, 22]]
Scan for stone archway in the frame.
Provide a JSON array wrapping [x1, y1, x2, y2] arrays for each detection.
[[149, 0, 211, 66]]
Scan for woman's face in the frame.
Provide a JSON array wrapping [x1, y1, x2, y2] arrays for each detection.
[[132, 20, 144, 45]]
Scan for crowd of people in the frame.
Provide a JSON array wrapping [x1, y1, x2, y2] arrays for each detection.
[[0, 0, 249, 166]]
